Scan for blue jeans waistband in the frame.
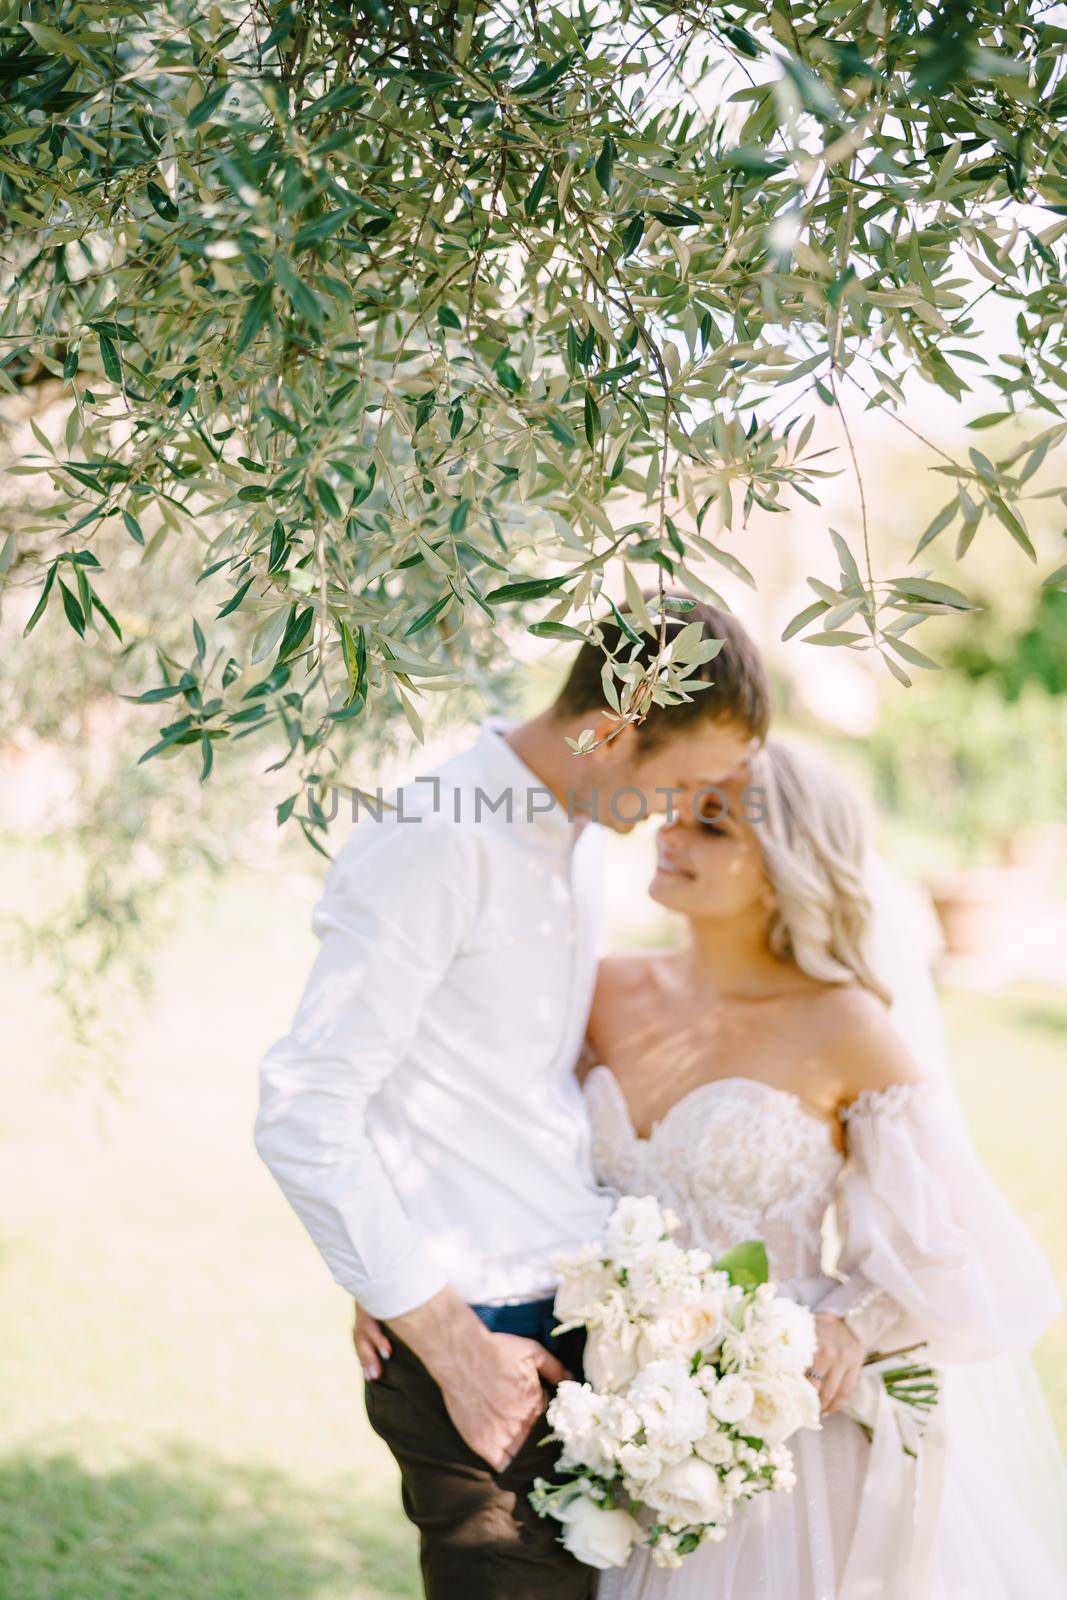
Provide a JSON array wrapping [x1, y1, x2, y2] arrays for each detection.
[[469, 1295, 558, 1343]]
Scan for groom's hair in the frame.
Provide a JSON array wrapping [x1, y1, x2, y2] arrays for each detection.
[[554, 598, 771, 746]]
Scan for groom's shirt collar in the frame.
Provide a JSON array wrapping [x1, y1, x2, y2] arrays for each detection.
[[460, 717, 579, 854]]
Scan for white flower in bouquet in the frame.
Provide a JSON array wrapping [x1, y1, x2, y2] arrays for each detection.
[[745, 1372, 822, 1447], [589, 1283, 636, 1333], [603, 1195, 670, 1268], [617, 1439, 662, 1492], [707, 1372, 755, 1426], [608, 1394, 641, 1443], [628, 1358, 708, 1460], [584, 1325, 641, 1393], [692, 1426, 734, 1467], [644, 1455, 730, 1525], [531, 1204, 825, 1575], [623, 1239, 695, 1313], [723, 1288, 817, 1375], [636, 1296, 729, 1366], [580, 1284, 642, 1391], [744, 1438, 797, 1491], [554, 1493, 644, 1570], [547, 1382, 636, 1475], [752, 1292, 819, 1373], [553, 1246, 618, 1323]]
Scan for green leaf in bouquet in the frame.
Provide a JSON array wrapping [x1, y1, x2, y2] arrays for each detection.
[[713, 1239, 769, 1287]]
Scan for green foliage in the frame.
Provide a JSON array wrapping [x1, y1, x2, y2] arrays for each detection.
[[1, 0, 1066, 806], [713, 1239, 769, 1288], [0, 547, 252, 1061], [867, 674, 1067, 867], [942, 586, 1067, 697]]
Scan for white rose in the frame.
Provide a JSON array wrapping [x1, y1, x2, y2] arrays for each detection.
[[584, 1326, 640, 1393], [637, 1300, 726, 1366], [745, 1374, 821, 1447], [693, 1427, 734, 1466], [708, 1373, 754, 1426], [644, 1455, 729, 1525], [618, 1439, 662, 1490], [603, 1195, 669, 1267], [555, 1495, 643, 1570], [628, 1359, 709, 1459]]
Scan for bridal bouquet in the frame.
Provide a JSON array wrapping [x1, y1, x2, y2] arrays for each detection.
[[529, 1196, 822, 1571]]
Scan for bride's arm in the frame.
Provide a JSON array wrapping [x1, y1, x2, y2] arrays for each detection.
[[815, 991, 925, 1351], [803, 991, 927, 1409], [817, 989, 1059, 1365]]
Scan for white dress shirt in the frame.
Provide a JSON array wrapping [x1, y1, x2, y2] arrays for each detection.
[[255, 722, 613, 1319]]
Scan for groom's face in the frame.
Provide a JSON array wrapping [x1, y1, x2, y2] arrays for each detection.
[[587, 718, 755, 834]]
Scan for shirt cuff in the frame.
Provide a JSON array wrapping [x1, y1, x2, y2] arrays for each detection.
[[352, 1253, 450, 1321]]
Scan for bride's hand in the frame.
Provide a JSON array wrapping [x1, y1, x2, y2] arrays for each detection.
[[809, 1313, 864, 1414], [353, 1303, 392, 1380]]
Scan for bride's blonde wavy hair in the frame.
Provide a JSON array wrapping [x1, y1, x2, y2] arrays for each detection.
[[747, 740, 891, 1004]]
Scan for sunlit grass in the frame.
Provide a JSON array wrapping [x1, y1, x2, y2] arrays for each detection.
[[940, 984, 1067, 1434], [2, 862, 1064, 1599]]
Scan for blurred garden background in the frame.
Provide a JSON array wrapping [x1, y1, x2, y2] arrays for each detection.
[[3, 382, 1067, 1599]]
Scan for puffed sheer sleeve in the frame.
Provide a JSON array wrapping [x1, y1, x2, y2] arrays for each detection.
[[821, 1083, 1061, 1365]]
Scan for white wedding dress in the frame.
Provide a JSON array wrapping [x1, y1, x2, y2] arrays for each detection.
[[584, 1066, 1067, 1600]]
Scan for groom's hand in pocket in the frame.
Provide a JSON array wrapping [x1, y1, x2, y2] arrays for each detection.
[[446, 1331, 570, 1472], [390, 1288, 570, 1471]]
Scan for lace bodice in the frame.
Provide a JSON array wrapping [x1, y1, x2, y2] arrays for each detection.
[[585, 1067, 844, 1283]]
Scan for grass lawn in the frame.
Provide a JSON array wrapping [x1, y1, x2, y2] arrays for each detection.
[[2, 862, 1065, 1600]]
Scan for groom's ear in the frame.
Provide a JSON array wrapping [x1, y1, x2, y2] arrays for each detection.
[[587, 717, 641, 769]]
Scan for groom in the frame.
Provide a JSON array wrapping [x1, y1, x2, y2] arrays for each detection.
[[255, 601, 771, 1600]]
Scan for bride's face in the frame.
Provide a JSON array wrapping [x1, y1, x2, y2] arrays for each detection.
[[649, 771, 773, 921]]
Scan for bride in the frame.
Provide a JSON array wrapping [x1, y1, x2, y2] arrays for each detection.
[[583, 740, 1067, 1600]]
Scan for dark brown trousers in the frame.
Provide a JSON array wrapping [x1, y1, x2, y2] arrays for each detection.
[[363, 1325, 594, 1600]]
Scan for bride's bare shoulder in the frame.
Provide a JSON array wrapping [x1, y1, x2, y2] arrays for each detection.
[[595, 948, 673, 993], [815, 983, 925, 1098], [588, 951, 671, 1045]]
